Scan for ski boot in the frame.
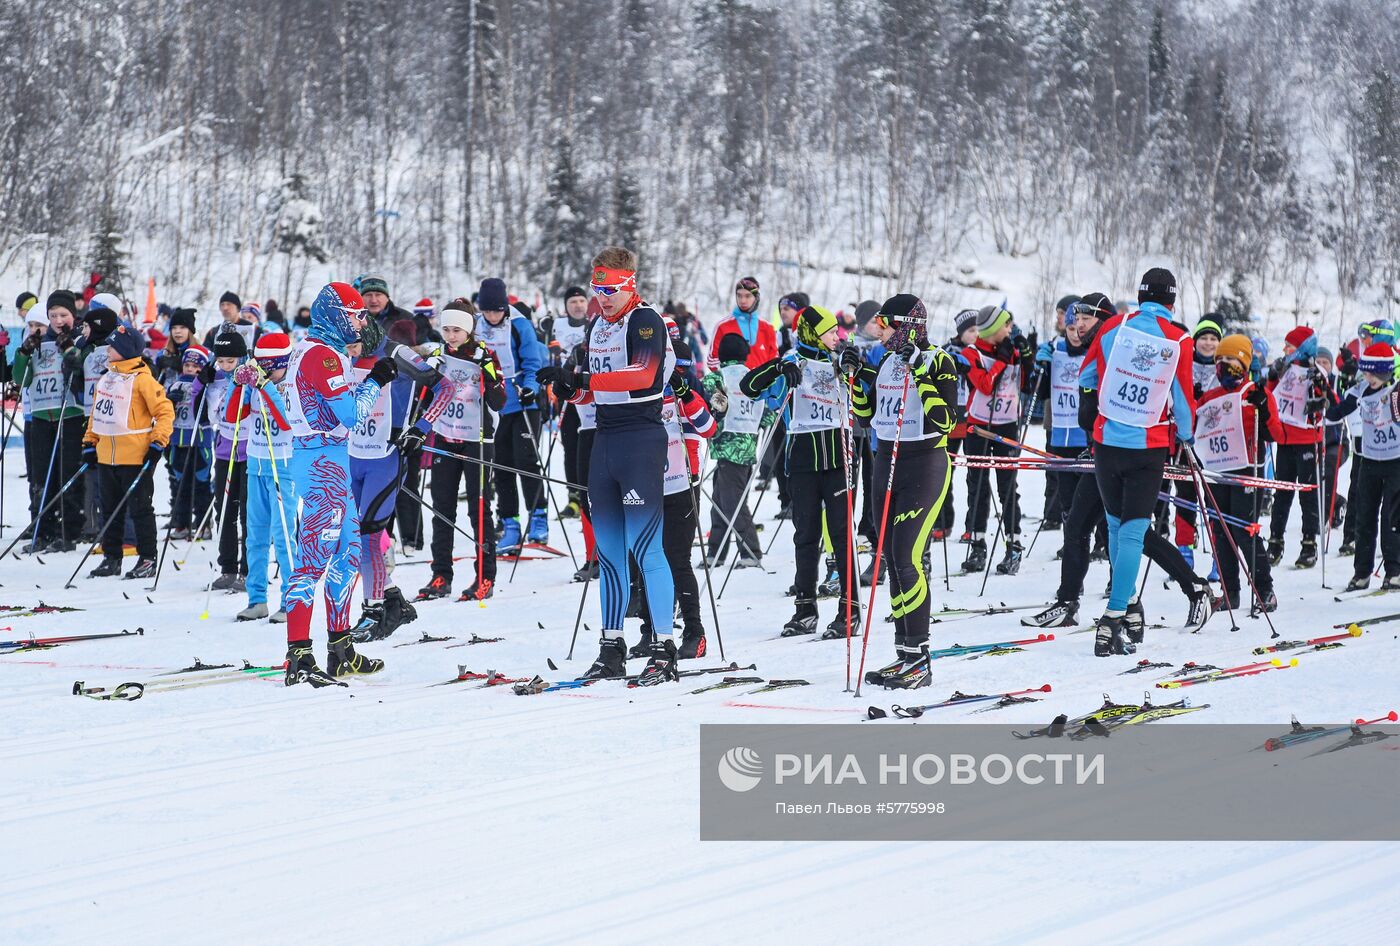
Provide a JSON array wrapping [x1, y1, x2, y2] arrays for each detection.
[[1089, 543, 1109, 563], [1041, 518, 1062, 532], [781, 597, 819, 637], [1093, 612, 1135, 656], [284, 640, 342, 688], [559, 498, 581, 520], [1214, 590, 1240, 613], [376, 586, 417, 638], [237, 602, 271, 623], [572, 560, 599, 583], [1339, 539, 1356, 556], [228, 575, 246, 593], [46, 537, 76, 552], [820, 600, 861, 640], [735, 551, 762, 569], [634, 638, 680, 686], [678, 628, 707, 659], [859, 557, 881, 586], [995, 541, 1023, 576], [88, 558, 122, 578], [1345, 574, 1370, 592], [1124, 598, 1147, 644], [169, 526, 191, 541], [417, 574, 452, 600], [1294, 538, 1318, 569], [458, 577, 494, 602], [527, 507, 550, 544], [327, 630, 384, 677], [582, 637, 628, 679], [960, 539, 987, 574], [1177, 544, 1195, 570], [348, 601, 384, 642], [775, 505, 791, 521], [123, 558, 157, 580], [270, 609, 287, 624], [496, 517, 523, 556], [1255, 589, 1278, 613], [1267, 538, 1284, 567], [1184, 581, 1213, 631], [1384, 574, 1400, 592], [881, 647, 932, 690], [1022, 599, 1078, 628], [817, 557, 841, 597], [864, 651, 911, 687], [628, 629, 656, 660]]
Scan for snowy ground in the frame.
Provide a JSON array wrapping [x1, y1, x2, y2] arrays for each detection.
[[2, 424, 1399, 945]]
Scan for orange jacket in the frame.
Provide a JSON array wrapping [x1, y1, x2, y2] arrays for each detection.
[[83, 356, 175, 465]]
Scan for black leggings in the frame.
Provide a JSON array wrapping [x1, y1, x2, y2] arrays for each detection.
[[428, 438, 496, 582], [1205, 477, 1273, 601], [641, 485, 704, 637], [1352, 455, 1400, 581], [789, 466, 851, 599], [963, 423, 1021, 537], [875, 441, 951, 649], [493, 409, 543, 520], [1269, 442, 1321, 541], [212, 458, 248, 576]]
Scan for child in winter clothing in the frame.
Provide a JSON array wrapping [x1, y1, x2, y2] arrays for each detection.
[[699, 333, 767, 566], [223, 333, 298, 623], [935, 310, 978, 537], [1327, 343, 1400, 592], [1265, 326, 1327, 568], [82, 322, 174, 578], [165, 346, 213, 540], [206, 332, 251, 590]]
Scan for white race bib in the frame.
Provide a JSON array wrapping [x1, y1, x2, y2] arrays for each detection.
[[1050, 347, 1083, 429], [83, 347, 110, 417], [662, 398, 689, 496], [788, 358, 842, 434], [28, 341, 66, 412], [968, 354, 1020, 425], [432, 354, 489, 443], [204, 376, 240, 443], [720, 363, 763, 435], [91, 371, 151, 437], [248, 380, 295, 460], [286, 341, 349, 438], [872, 357, 935, 443], [170, 378, 198, 431], [1194, 390, 1250, 471], [1099, 323, 1180, 428], [1359, 389, 1400, 461], [348, 366, 393, 458], [476, 317, 515, 381], [1273, 364, 1311, 431]]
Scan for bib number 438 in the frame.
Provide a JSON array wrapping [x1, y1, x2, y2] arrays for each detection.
[[1116, 381, 1150, 406]]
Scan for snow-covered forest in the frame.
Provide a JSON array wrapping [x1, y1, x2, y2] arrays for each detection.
[[2, 0, 1398, 331]]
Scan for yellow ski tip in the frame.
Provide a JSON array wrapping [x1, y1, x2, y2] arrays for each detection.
[[1348, 624, 1363, 637], [199, 612, 209, 621]]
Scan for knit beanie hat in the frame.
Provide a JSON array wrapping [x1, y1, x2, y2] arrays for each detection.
[[796, 305, 838, 350], [854, 300, 881, 330], [880, 294, 930, 349], [1359, 343, 1396, 377], [1137, 267, 1177, 306], [477, 278, 509, 312], [106, 322, 146, 361], [169, 308, 197, 332], [212, 331, 248, 360], [1216, 334, 1253, 369], [413, 298, 434, 315], [1316, 347, 1333, 363], [358, 275, 389, 297], [46, 290, 78, 318], [1366, 320, 1395, 347], [717, 333, 750, 364], [563, 286, 587, 303], [975, 304, 1013, 339], [1055, 294, 1082, 314], [1193, 318, 1223, 341], [16, 291, 37, 313], [1074, 292, 1115, 322], [219, 290, 242, 309], [954, 308, 979, 335], [240, 302, 262, 322], [253, 332, 293, 372], [1284, 326, 1314, 350], [182, 345, 210, 367], [779, 292, 810, 312]]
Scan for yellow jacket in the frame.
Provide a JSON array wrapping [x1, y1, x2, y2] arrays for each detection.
[[83, 356, 175, 465]]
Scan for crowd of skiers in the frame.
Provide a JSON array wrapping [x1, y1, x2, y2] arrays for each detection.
[[1, 257, 1396, 687]]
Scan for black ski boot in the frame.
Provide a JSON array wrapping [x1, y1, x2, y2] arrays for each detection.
[[1255, 589, 1278, 612], [1345, 574, 1370, 593], [457, 577, 494, 602], [859, 557, 881, 586], [124, 558, 157, 580], [1294, 538, 1318, 569], [417, 574, 452, 600], [1184, 581, 1214, 631], [864, 652, 909, 687], [571, 560, 599, 583], [881, 646, 932, 690], [1124, 598, 1147, 644], [678, 628, 707, 659], [1022, 599, 1078, 628], [821, 600, 861, 640], [582, 637, 628, 679], [1384, 574, 1400, 592], [1267, 538, 1285, 567], [348, 602, 386, 644], [327, 630, 384, 677], [634, 638, 680, 686], [995, 542, 1024, 576], [1093, 613, 1135, 656], [781, 597, 819, 637], [1339, 539, 1356, 556], [284, 640, 342, 688], [374, 586, 417, 640], [628, 629, 656, 660], [88, 558, 122, 578], [817, 557, 841, 597], [960, 539, 988, 574]]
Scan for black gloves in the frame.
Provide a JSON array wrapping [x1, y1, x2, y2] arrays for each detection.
[[19, 331, 42, 355], [837, 346, 862, 376], [670, 368, 691, 400], [1245, 384, 1268, 407], [518, 385, 537, 407], [367, 356, 398, 387], [82, 444, 98, 466], [1013, 334, 1034, 363], [779, 360, 803, 390], [166, 385, 186, 404], [198, 362, 216, 385], [146, 443, 165, 467], [995, 337, 1017, 363], [398, 425, 427, 452], [535, 366, 563, 386]]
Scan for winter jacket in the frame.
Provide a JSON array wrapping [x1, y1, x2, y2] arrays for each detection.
[[82, 356, 174, 465], [1078, 304, 1195, 450], [699, 362, 772, 466], [708, 308, 777, 371]]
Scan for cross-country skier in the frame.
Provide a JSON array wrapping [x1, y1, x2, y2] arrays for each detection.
[[698, 334, 766, 568], [164, 345, 212, 541], [550, 286, 592, 520], [934, 309, 978, 539], [1328, 342, 1400, 592], [1265, 326, 1326, 569], [282, 282, 399, 685], [851, 294, 959, 689], [203, 333, 251, 591], [1079, 268, 1197, 656], [554, 247, 678, 684]]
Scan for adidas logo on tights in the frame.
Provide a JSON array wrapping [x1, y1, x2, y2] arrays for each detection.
[[623, 489, 644, 506]]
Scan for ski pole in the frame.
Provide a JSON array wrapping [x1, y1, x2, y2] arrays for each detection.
[[31, 380, 72, 552], [854, 369, 910, 699], [417, 442, 586, 492], [395, 475, 478, 544], [565, 551, 592, 662], [147, 436, 199, 592], [687, 478, 725, 660], [64, 456, 158, 588], [475, 375, 487, 607], [841, 373, 861, 691], [254, 387, 297, 591], [712, 389, 794, 599], [0, 461, 90, 560], [200, 388, 245, 620], [1184, 446, 1278, 638]]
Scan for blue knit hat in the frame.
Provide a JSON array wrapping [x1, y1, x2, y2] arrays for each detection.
[[107, 321, 146, 361], [477, 278, 509, 312]]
